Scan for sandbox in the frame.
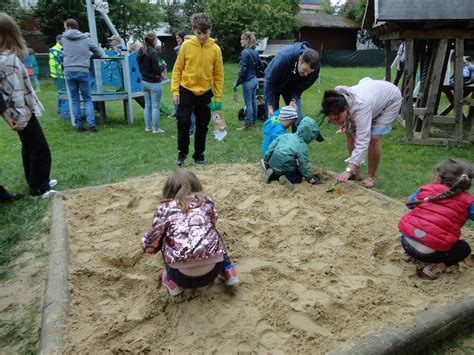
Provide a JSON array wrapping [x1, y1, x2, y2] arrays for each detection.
[[41, 164, 474, 353]]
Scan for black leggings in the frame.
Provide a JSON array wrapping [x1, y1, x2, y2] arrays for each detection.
[[400, 235, 471, 266]]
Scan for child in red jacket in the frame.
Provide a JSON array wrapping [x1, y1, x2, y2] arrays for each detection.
[[398, 159, 474, 280]]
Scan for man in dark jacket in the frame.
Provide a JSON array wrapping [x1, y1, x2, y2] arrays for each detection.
[[264, 42, 320, 129]]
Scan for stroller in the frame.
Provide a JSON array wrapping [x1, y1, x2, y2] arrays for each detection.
[[237, 58, 268, 122]]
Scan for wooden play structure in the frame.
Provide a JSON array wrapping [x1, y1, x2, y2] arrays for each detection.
[[363, 0, 474, 145]]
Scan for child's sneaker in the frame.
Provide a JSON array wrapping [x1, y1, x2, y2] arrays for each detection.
[[218, 265, 240, 286], [279, 175, 294, 190], [261, 168, 274, 184], [49, 179, 58, 188], [161, 270, 183, 296]]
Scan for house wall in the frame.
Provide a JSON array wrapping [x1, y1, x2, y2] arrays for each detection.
[[298, 27, 358, 51]]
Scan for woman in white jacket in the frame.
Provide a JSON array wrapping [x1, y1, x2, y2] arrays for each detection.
[[321, 78, 402, 188]]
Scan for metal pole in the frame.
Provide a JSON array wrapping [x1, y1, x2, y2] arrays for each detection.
[[85, 0, 99, 45]]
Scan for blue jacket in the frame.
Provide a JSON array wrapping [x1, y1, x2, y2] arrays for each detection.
[[261, 111, 286, 157], [264, 42, 320, 108], [236, 48, 263, 86], [264, 117, 321, 181]]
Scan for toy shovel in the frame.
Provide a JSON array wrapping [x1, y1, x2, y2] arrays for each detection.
[[326, 182, 337, 193]]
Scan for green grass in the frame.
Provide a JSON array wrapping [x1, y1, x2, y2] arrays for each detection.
[[0, 64, 473, 351]]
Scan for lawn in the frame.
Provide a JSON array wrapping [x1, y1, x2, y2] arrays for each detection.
[[0, 64, 473, 352]]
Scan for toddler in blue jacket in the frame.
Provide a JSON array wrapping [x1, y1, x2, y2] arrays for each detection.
[[261, 105, 297, 157]]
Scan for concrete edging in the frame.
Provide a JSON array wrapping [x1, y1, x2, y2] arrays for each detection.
[[332, 296, 474, 354], [39, 198, 69, 355]]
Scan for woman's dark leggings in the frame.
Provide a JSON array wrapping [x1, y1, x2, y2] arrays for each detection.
[[400, 235, 471, 266]]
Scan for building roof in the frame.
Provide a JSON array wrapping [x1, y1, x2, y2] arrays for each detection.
[[364, 0, 474, 29], [297, 11, 358, 29]]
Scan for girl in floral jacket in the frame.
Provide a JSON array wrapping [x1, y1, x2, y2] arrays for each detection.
[[141, 169, 239, 296], [399, 159, 474, 280]]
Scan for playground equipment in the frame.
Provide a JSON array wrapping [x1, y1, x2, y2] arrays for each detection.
[[60, 0, 147, 125]]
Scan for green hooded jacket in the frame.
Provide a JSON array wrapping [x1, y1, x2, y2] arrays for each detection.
[[264, 116, 320, 180]]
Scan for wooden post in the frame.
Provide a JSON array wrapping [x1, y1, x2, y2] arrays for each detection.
[[384, 40, 392, 82], [421, 39, 449, 139], [453, 38, 464, 141], [402, 39, 415, 139]]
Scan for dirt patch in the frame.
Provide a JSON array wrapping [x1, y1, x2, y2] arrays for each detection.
[[58, 164, 474, 353]]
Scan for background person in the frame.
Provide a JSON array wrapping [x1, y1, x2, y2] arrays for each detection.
[[28, 48, 41, 92], [321, 78, 402, 188], [62, 18, 104, 132], [137, 31, 165, 134], [234, 31, 264, 131], [107, 34, 124, 56], [264, 41, 320, 129], [393, 40, 406, 87], [49, 34, 65, 114]]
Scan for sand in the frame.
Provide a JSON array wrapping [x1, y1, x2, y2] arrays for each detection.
[[58, 164, 474, 353]]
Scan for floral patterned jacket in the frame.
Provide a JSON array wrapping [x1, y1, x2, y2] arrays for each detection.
[[141, 195, 226, 265]]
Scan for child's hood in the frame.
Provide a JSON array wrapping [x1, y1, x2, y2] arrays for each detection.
[[296, 116, 321, 143], [188, 36, 216, 48]]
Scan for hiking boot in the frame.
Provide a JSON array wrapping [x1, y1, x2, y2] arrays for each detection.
[[176, 154, 187, 167], [261, 168, 274, 184], [218, 264, 239, 286], [279, 175, 294, 190], [161, 270, 183, 296]]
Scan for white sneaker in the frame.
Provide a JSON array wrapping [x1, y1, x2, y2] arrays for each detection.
[[49, 179, 58, 188], [153, 128, 165, 133], [145, 127, 152, 132], [41, 190, 56, 199]]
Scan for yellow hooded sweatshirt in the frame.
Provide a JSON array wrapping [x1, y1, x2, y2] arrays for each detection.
[[171, 36, 224, 102]]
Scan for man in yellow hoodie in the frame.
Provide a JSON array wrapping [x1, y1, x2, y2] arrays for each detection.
[[171, 12, 224, 166]]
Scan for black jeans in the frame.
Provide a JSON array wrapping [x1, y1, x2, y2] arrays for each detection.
[[176, 86, 212, 160], [400, 234, 471, 266], [166, 254, 233, 289], [268, 169, 303, 184], [17, 115, 52, 195], [393, 61, 405, 87]]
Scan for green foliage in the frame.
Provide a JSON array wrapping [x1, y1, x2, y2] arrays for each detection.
[[160, 0, 206, 36], [205, 0, 301, 60], [34, 0, 162, 47], [340, 0, 380, 46], [0, 0, 33, 24], [319, 0, 338, 14]]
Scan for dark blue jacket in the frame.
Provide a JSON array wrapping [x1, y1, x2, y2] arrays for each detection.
[[236, 48, 263, 86], [264, 42, 320, 108]]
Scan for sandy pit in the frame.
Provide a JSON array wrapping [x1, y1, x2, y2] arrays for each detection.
[[58, 164, 474, 353]]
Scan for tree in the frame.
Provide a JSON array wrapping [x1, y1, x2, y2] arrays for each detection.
[[319, 0, 338, 15], [35, 0, 163, 47], [160, 0, 206, 35], [1, 0, 33, 24], [205, 0, 301, 60], [340, 0, 380, 46]]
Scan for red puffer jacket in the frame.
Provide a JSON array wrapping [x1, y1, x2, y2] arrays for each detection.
[[398, 183, 474, 251]]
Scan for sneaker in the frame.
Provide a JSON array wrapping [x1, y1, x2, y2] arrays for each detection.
[[194, 158, 206, 165], [176, 154, 187, 167], [41, 189, 56, 199], [218, 265, 240, 286], [169, 112, 176, 118], [259, 159, 268, 171], [153, 128, 165, 134], [145, 127, 152, 132], [88, 126, 98, 133], [261, 168, 274, 184], [49, 179, 58, 188], [161, 270, 183, 296], [75, 126, 86, 132], [279, 175, 294, 190], [236, 124, 252, 131]]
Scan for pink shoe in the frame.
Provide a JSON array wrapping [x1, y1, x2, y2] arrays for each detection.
[[161, 270, 183, 296], [218, 265, 240, 286]]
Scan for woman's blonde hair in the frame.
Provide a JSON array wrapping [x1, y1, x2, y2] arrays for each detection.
[[241, 31, 257, 49], [0, 12, 26, 58], [161, 169, 204, 213]]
